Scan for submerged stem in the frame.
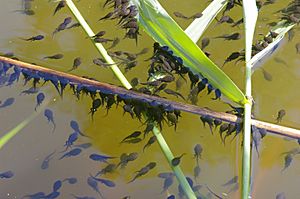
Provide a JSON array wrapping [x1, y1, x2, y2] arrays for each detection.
[[64, 1, 196, 198], [65, 0, 131, 89], [242, 0, 257, 198], [152, 125, 197, 199], [0, 99, 49, 150], [242, 89, 252, 199]]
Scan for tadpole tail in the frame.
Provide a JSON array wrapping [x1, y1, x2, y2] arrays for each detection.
[[205, 185, 223, 199], [78, 131, 90, 138], [51, 121, 56, 133], [209, 125, 213, 135], [58, 147, 68, 154]]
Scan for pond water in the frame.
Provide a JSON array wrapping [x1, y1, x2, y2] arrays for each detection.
[[0, 0, 300, 199]]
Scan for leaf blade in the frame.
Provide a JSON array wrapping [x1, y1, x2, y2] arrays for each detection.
[[250, 21, 295, 69], [132, 0, 247, 105], [185, 0, 228, 42]]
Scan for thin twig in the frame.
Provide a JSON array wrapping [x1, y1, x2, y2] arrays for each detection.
[[1, 56, 300, 139]]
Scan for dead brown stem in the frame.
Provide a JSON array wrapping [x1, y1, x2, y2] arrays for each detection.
[[1, 56, 299, 139]]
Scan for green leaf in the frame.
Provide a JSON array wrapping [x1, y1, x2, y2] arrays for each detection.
[[131, 0, 248, 105], [250, 21, 295, 68], [185, 0, 227, 42], [243, 0, 258, 63]]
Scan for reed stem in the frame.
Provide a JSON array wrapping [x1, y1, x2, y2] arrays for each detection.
[[65, 0, 131, 89], [0, 100, 49, 150], [152, 125, 196, 199], [242, 0, 258, 197], [65, 1, 196, 198]]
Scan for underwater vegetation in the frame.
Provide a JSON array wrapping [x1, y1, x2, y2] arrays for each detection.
[[0, 0, 300, 198]]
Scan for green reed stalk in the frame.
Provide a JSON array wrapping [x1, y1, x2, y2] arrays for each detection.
[[242, 0, 258, 198], [242, 60, 252, 199], [0, 100, 49, 150], [65, 1, 196, 198], [65, 0, 131, 89], [0, 112, 38, 150], [152, 125, 196, 199]]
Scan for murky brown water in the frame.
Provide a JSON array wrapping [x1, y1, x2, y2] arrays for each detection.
[[0, 0, 300, 199]]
